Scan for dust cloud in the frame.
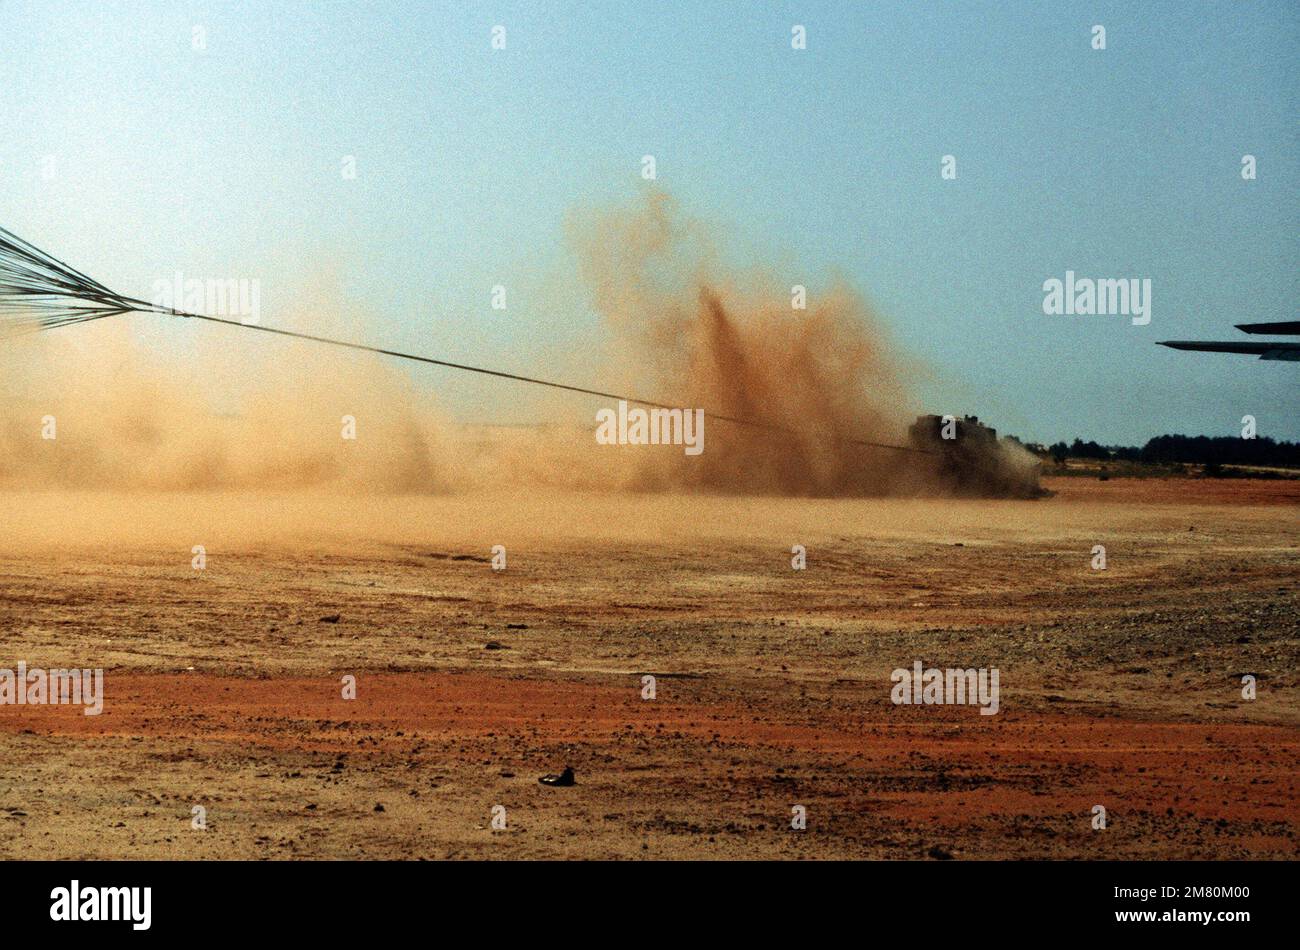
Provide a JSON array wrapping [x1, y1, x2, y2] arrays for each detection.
[[0, 192, 946, 498], [0, 303, 459, 493], [569, 192, 922, 494]]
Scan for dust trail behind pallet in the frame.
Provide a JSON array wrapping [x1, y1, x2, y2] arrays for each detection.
[[0, 192, 937, 498], [568, 191, 923, 494]]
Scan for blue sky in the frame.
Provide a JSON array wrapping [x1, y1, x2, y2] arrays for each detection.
[[1, 0, 1296, 444]]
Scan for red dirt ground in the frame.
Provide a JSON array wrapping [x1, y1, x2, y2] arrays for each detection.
[[0, 479, 1295, 859]]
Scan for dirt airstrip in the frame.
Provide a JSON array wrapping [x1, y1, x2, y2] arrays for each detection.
[[0, 478, 1296, 859]]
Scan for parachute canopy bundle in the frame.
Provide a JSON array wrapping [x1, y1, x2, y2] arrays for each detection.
[[0, 225, 150, 335]]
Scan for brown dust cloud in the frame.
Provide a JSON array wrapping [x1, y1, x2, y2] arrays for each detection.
[[0, 193, 945, 501]]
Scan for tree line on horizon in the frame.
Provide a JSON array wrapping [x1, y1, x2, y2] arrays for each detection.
[[1027, 434, 1300, 470]]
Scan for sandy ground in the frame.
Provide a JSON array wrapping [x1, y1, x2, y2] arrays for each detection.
[[0, 477, 1296, 859]]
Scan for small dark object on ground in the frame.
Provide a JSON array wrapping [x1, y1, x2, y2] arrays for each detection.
[[539, 767, 575, 787], [318, 614, 341, 623]]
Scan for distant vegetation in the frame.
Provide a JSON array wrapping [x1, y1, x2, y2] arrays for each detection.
[[1009, 434, 1300, 478]]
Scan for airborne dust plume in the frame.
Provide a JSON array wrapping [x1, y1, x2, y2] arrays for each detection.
[[0, 193, 941, 496]]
